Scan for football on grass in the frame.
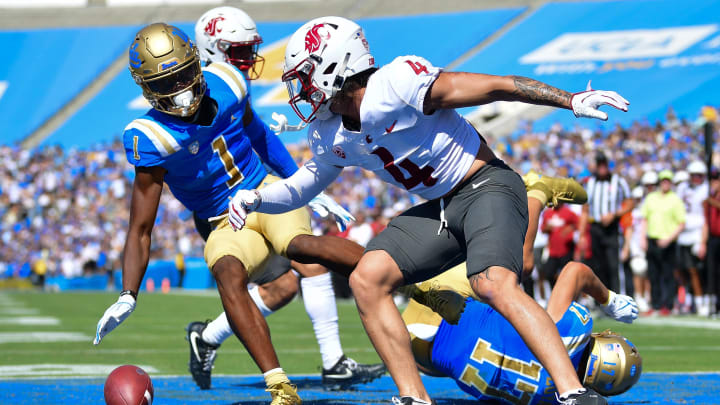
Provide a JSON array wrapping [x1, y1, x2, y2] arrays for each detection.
[[104, 365, 154, 405]]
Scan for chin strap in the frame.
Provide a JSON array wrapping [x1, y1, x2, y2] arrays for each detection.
[[331, 52, 352, 96]]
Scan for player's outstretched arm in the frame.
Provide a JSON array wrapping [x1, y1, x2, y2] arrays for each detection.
[[546, 262, 638, 324], [228, 158, 342, 231], [425, 73, 628, 120], [94, 166, 164, 345]]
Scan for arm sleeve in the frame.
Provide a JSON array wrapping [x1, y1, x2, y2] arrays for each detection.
[[245, 109, 299, 178], [257, 158, 342, 214]]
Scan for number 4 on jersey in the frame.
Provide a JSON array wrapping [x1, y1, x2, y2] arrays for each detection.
[[405, 60, 429, 75]]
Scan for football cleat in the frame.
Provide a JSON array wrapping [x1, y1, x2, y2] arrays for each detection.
[[321, 355, 387, 390], [557, 388, 607, 405], [391, 396, 436, 405], [411, 281, 466, 325], [267, 382, 302, 405], [523, 170, 588, 207], [186, 321, 220, 390]]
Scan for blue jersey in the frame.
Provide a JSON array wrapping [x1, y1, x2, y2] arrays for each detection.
[[431, 299, 593, 405], [122, 62, 297, 219]]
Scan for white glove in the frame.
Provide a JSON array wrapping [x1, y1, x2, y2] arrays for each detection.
[[308, 192, 356, 232], [571, 80, 629, 120], [601, 290, 638, 324], [269, 112, 307, 135], [228, 189, 261, 231], [94, 294, 136, 345]]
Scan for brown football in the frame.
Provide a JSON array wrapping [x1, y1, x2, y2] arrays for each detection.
[[104, 365, 154, 405]]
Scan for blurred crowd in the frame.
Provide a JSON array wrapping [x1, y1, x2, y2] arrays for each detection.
[[1, 107, 719, 317]]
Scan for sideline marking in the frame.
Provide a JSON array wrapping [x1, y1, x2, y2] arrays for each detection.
[[0, 332, 90, 344], [0, 317, 60, 326], [0, 364, 158, 378], [0, 308, 39, 315], [636, 317, 720, 330]]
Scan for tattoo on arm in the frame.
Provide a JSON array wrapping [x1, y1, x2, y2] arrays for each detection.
[[510, 76, 572, 109], [469, 269, 493, 294]]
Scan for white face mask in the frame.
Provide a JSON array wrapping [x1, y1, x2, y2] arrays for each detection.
[[173, 90, 194, 108]]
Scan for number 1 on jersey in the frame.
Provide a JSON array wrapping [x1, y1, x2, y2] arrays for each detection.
[[212, 136, 245, 188]]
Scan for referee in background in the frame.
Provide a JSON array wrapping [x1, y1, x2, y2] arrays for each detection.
[[579, 152, 633, 294]]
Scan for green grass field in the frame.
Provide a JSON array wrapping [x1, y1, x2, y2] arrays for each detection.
[[1, 291, 719, 378]]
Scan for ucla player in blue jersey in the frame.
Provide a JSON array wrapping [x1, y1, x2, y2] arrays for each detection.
[[402, 260, 642, 405], [183, 7, 385, 392], [92, 23, 369, 405]]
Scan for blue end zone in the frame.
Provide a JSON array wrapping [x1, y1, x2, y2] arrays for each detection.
[[2, 373, 718, 404]]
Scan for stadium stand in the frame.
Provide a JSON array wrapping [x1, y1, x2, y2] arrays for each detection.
[[0, 25, 139, 145], [462, 0, 720, 136], [45, 9, 524, 147]]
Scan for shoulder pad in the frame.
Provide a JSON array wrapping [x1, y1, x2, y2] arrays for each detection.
[[124, 118, 181, 159], [203, 62, 249, 102]]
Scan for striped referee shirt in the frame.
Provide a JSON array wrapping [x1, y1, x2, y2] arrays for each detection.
[[586, 174, 631, 222]]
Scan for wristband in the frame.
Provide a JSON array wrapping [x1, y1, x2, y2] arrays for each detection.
[[119, 289, 137, 300], [603, 290, 615, 306]]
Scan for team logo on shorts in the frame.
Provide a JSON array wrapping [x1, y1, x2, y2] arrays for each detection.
[[188, 141, 200, 155], [332, 145, 346, 159]]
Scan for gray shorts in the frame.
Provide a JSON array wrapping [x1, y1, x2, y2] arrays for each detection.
[[249, 255, 293, 285], [366, 159, 528, 284]]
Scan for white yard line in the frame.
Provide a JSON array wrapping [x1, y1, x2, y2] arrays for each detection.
[[635, 317, 720, 330], [0, 332, 90, 344], [0, 364, 158, 378], [0, 317, 60, 326]]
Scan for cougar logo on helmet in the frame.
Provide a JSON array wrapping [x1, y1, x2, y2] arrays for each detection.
[[305, 24, 331, 53], [204, 16, 225, 36]]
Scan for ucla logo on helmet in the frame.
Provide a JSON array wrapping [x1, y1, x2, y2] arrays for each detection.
[[129, 42, 142, 68], [160, 59, 179, 70], [172, 27, 190, 44]]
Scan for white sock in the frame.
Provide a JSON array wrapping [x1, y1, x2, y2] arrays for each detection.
[[559, 388, 586, 399], [248, 284, 274, 317], [201, 312, 234, 345], [201, 284, 275, 345], [301, 273, 344, 369], [694, 295, 702, 310]]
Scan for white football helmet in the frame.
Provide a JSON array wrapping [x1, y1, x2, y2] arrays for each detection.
[[640, 171, 658, 186], [282, 16, 375, 122], [673, 170, 689, 185], [195, 6, 264, 79], [688, 160, 707, 175]]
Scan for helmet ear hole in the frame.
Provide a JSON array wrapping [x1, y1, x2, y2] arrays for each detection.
[[323, 63, 337, 74]]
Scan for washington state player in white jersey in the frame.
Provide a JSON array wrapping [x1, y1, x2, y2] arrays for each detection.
[[227, 16, 629, 405]]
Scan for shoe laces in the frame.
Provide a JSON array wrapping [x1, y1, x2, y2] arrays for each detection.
[[425, 281, 448, 310], [202, 346, 217, 372], [266, 385, 296, 405], [342, 357, 358, 371]]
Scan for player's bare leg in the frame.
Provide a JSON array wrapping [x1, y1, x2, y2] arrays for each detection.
[[212, 256, 281, 371], [522, 196, 545, 277], [292, 260, 388, 389], [469, 266, 584, 395], [286, 234, 364, 277], [349, 250, 430, 401], [258, 271, 300, 310]]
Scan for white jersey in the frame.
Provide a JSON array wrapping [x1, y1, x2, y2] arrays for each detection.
[[307, 55, 482, 200], [677, 181, 709, 246]]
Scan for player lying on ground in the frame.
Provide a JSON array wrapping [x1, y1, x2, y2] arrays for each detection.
[[182, 7, 384, 391], [403, 261, 641, 404], [227, 16, 628, 405], [92, 23, 371, 405]]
